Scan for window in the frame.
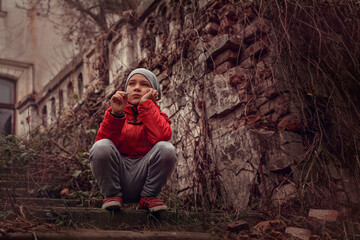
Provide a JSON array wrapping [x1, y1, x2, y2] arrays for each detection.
[[50, 97, 56, 120], [78, 73, 83, 96], [0, 78, 15, 135], [67, 82, 73, 105], [0, 0, 7, 17], [59, 90, 64, 114], [42, 105, 47, 127]]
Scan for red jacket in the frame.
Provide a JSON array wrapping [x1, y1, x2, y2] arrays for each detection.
[[96, 100, 172, 158]]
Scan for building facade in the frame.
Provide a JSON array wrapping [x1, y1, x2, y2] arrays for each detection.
[[5, 0, 352, 210], [0, 0, 78, 136]]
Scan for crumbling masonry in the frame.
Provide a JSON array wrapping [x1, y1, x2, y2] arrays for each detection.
[[17, 1, 308, 209]]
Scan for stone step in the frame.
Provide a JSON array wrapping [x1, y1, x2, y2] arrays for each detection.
[[0, 179, 68, 189], [0, 176, 69, 186], [1, 197, 102, 208], [0, 186, 32, 197], [2, 204, 254, 231], [0, 229, 212, 240], [0, 167, 24, 174], [0, 168, 70, 178], [1, 160, 70, 171], [1, 160, 68, 168], [0, 186, 64, 198]]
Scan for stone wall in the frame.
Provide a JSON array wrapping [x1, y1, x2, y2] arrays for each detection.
[[28, 0, 307, 209], [103, 0, 305, 209]]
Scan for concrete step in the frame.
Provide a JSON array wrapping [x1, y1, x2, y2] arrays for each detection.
[[0, 160, 70, 174], [0, 186, 66, 198], [0, 229, 212, 240], [1, 197, 102, 208], [0, 167, 25, 175], [0, 186, 33, 198], [2, 204, 258, 231], [0, 179, 68, 189], [1, 160, 67, 168], [0, 168, 70, 178]]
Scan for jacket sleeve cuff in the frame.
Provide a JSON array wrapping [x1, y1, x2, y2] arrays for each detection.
[[138, 100, 156, 111], [104, 108, 125, 127], [110, 110, 125, 118]]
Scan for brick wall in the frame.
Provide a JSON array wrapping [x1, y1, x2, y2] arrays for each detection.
[[28, 0, 307, 209]]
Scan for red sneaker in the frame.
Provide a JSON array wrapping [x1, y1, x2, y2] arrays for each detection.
[[102, 196, 122, 210], [139, 197, 168, 212]]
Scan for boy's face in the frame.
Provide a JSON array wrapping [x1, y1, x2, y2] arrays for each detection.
[[126, 74, 152, 105]]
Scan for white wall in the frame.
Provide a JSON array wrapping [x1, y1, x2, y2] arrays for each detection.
[[0, 0, 78, 136], [0, 0, 77, 97]]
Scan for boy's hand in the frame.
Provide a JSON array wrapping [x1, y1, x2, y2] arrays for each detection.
[[140, 89, 159, 103], [110, 91, 128, 115]]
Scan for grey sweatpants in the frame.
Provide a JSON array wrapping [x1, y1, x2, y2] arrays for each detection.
[[89, 139, 177, 203]]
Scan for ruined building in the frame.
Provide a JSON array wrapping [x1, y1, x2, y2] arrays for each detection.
[[1, 0, 359, 210], [0, 0, 78, 136]]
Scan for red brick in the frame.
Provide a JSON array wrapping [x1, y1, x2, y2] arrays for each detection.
[[214, 61, 234, 74], [214, 49, 238, 67], [219, 19, 234, 34], [244, 18, 270, 44], [253, 77, 275, 95], [244, 21, 259, 43], [227, 220, 249, 232], [278, 116, 303, 132], [204, 22, 219, 35], [308, 209, 339, 222], [259, 94, 290, 122], [253, 220, 286, 233], [230, 75, 244, 87], [230, 74, 251, 91], [264, 85, 280, 99], [245, 114, 261, 124], [285, 227, 311, 240], [240, 57, 255, 69], [247, 41, 266, 55], [226, 66, 252, 90], [206, 34, 241, 61], [240, 41, 267, 63]]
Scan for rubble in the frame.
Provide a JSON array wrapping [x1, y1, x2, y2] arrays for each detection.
[[308, 209, 339, 223]]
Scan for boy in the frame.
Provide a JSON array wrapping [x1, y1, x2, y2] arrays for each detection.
[[89, 68, 177, 212]]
